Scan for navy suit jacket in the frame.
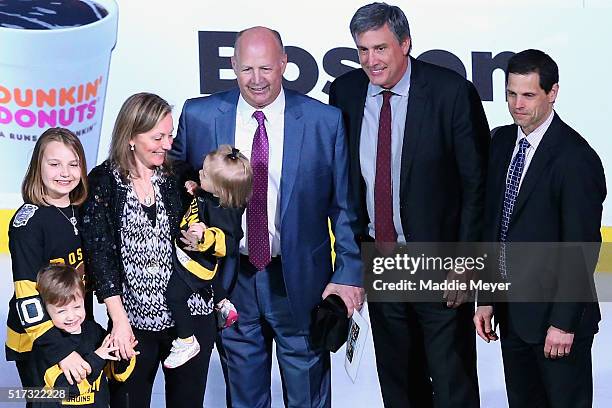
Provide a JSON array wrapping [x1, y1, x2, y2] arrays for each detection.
[[483, 113, 605, 342], [169, 88, 362, 331]]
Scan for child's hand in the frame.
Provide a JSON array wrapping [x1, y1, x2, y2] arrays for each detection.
[[185, 180, 198, 195], [95, 334, 120, 361], [129, 338, 140, 356], [187, 222, 207, 241]]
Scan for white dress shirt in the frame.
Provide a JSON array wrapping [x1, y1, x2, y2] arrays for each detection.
[[508, 110, 555, 192], [234, 89, 285, 257]]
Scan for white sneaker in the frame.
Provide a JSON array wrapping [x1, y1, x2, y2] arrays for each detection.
[[163, 336, 200, 369]]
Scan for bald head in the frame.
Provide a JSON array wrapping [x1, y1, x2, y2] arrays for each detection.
[[232, 26, 287, 109], [234, 26, 284, 59]]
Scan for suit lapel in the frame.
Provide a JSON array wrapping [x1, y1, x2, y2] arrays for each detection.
[[510, 115, 561, 224], [490, 129, 517, 239], [215, 90, 239, 147], [346, 76, 368, 163], [280, 91, 305, 221], [400, 58, 427, 197]]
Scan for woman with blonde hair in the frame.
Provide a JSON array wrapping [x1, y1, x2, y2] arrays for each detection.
[[81, 93, 215, 407]]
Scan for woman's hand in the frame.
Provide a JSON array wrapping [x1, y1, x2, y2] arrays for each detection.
[[110, 317, 136, 360], [180, 222, 209, 251], [104, 296, 137, 360], [58, 352, 92, 385], [187, 222, 206, 241]]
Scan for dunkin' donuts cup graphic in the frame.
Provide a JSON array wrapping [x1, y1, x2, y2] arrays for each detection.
[[0, 0, 118, 207]]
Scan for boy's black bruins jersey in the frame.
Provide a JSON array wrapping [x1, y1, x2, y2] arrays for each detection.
[[6, 203, 85, 362], [31, 320, 135, 407]]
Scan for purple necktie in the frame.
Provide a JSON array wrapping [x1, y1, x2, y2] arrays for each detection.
[[375, 90, 397, 253], [247, 110, 271, 270]]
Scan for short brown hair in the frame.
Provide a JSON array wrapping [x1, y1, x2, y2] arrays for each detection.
[[204, 145, 252, 208], [37, 264, 85, 307], [21, 127, 88, 206], [109, 92, 172, 182]]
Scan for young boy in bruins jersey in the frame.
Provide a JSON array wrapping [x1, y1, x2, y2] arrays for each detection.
[[30, 264, 136, 407]]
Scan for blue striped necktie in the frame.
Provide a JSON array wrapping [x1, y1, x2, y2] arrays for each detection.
[[499, 137, 530, 279]]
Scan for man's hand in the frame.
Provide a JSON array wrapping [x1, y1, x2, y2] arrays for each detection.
[[58, 351, 92, 385], [322, 283, 365, 317], [544, 325, 574, 359], [443, 268, 473, 308], [474, 306, 498, 343]]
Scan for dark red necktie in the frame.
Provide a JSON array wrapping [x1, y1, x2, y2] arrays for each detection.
[[375, 90, 397, 252]]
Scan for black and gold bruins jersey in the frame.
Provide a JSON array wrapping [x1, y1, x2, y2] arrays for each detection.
[[31, 320, 134, 407], [173, 189, 244, 291], [6, 203, 85, 362]]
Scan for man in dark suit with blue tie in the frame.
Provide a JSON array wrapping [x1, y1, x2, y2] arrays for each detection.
[[170, 26, 364, 407], [474, 49, 606, 408]]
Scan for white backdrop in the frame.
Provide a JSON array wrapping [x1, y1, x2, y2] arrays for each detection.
[[2, 2, 612, 406], [95, 0, 612, 222], [1, 1, 611, 222]]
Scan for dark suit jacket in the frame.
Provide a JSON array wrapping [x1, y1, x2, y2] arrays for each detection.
[[169, 88, 362, 331], [483, 113, 606, 343], [329, 57, 490, 243]]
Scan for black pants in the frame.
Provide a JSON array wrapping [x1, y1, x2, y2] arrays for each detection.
[[15, 360, 36, 408], [501, 328, 594, 408], [369, 301, 479, 408], [16, 359, 37, 387], [16, 359, 36, 408], [109, 314, 215, 408]]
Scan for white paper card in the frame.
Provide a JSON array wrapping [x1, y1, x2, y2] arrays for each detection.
[[344, 308, 370, 383]]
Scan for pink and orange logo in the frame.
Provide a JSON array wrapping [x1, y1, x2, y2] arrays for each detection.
[[0, 76, 103, 129]]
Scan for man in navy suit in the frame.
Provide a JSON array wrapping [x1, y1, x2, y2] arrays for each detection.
[[474, 49, 606, 408], [170, 26, 364, 407]]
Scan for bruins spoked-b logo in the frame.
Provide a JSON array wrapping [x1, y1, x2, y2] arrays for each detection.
[[13, 204, 38, 227]]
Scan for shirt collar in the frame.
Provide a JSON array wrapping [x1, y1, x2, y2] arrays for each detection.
[[368, 59, 411, 98], [516, 109, 555, 150], [237, 87, 285, 125]]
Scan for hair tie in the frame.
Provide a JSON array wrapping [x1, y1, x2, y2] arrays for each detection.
[[227, 147, 240, 160]]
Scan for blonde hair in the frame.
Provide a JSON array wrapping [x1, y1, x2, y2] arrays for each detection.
[[37, 264, 85, 307], [21, 127, 88, 206], [204, 144, 252, 208], [109, 92, 172, 182]]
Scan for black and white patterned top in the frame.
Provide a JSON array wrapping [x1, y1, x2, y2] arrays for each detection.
[[115, 169, 212, 331], [81, 160, 213, 333]]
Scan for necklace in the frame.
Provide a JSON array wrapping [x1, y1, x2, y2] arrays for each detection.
[[55, 205, 78, 236], [132, 178, 155, 206]]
